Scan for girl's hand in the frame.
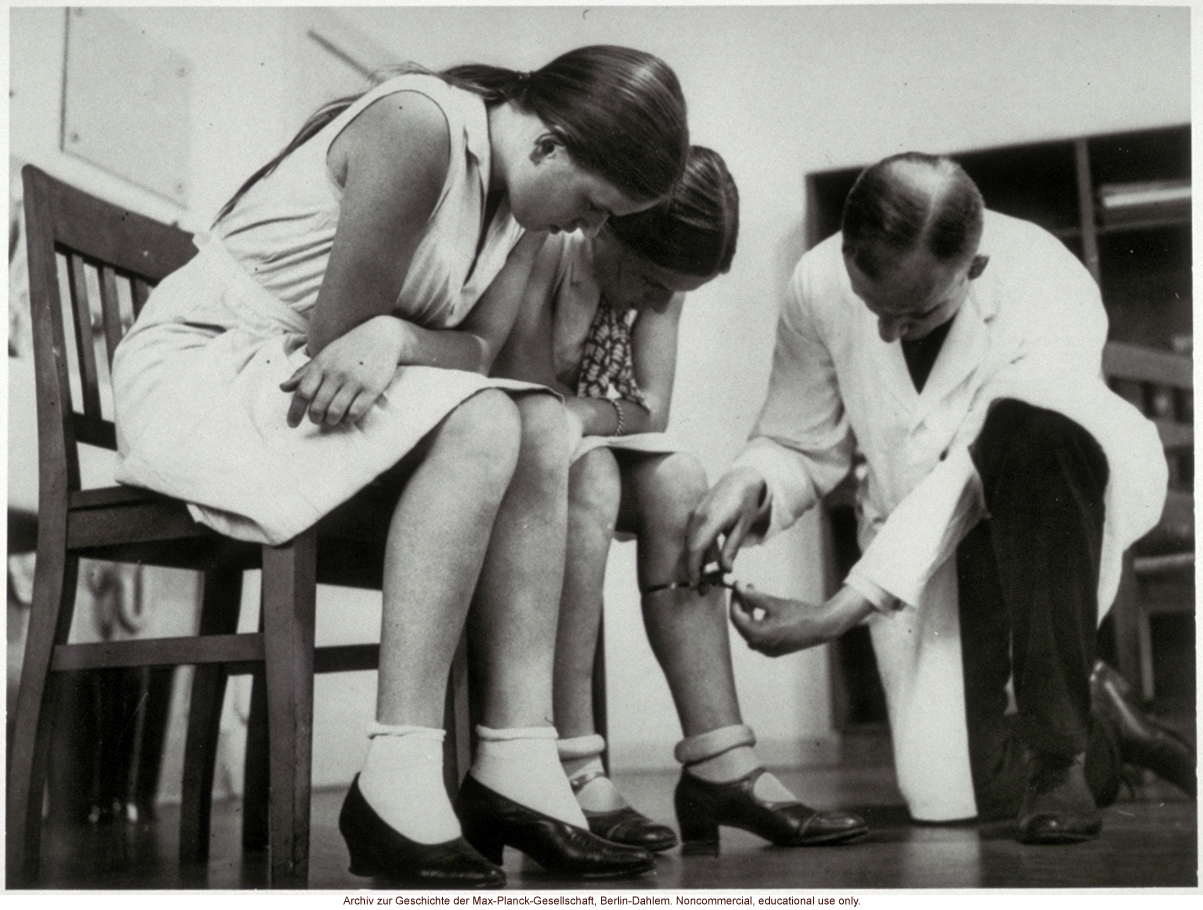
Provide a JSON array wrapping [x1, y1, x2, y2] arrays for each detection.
[[729, 582, 875, 656], [282, 316, 403, 428]]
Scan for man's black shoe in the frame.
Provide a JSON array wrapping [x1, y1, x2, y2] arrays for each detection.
[[1017, 752, 1102, 845], [1091, 661, 1196, 798]]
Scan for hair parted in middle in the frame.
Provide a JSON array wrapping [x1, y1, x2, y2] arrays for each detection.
[[840, 152, 984, 280], [607, 146, 740, 279], [215, 45, 689, 224]]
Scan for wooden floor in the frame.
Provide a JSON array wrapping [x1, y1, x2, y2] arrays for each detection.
[[17, 762, 1198, 891]]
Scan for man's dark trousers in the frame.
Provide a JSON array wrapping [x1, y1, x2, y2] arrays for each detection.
[[956, 398, 1121, 819]]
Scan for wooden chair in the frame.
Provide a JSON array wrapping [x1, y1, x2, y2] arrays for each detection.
[[7, 165, 470, 888], [1103, 340, 1194, 701]]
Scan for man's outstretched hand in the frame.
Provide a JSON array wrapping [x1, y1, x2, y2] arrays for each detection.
[[729, 583, 877, 657]]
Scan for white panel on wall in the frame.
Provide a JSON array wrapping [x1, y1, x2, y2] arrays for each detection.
[[61, 7, 192, 206]]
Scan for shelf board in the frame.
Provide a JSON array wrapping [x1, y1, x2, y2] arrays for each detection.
[[1097, 216, 1192, 236]]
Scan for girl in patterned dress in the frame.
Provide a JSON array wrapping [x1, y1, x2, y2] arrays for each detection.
[[493, 147, 867, 854]]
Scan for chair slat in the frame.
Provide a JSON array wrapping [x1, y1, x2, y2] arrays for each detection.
[[66, 253, 103, 419], [1154, 418, 1194, 454], [43, 174, 196, 279], [1103, 340, 1193, 390], [51, 633, 265, 672], [99, 265, 125, 368], [73, 414, 117, 450], [313, 643, 381, 674]]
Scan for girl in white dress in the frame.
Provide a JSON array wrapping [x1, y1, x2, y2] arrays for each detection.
[[493, 148, 866, 854], [112, 46, 688, 885]]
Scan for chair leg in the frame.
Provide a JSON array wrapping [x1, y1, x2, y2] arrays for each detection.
[[242, 667, 270, 853], [592, 611, 609, 775], [444, 632, 472, 795], [179, 567, 244, 867], [261, 533, 317, 888], [1136, 596, 1157, 702], [1111, 555, 1143, 696], [6, 538, 79, 886]]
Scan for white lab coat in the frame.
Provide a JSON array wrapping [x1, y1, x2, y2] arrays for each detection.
[[734, 211, 1167, 821]]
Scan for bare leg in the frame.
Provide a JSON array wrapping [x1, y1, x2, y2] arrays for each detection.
[[358, 390, 520, 846], [375, 390, 521, 727], [625, 453, 786, 795], [464, 393, 592, 827], [468, 392, 570, 729], [554, 448, 622, 738], [621, 452, 741, 736]]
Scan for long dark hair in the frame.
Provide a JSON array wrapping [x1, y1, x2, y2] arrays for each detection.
[[607, 146, 739, 278], [841, 152, 983, 279], [215, 46, 688, 224]]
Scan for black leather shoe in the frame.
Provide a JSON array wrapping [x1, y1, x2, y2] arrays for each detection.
[[674, 768, 868, 854], [584, 805, 679, 853], [1091, 661, 1196, 797], [1017, 752, 1102, 845], [455, 774, 656, 878], [338, 776, 505, 887]]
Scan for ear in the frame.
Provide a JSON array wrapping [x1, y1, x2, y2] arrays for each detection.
[[967, 253, 989, 281], [530, 131, 566, 164]]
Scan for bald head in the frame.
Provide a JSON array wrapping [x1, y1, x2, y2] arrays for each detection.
[[841, 152, 984, 281]]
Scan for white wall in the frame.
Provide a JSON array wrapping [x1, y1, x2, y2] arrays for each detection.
[[8, 5, 1190, 785]]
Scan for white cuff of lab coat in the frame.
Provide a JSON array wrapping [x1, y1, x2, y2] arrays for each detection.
[[730, 442, 820, 542], [844, 570, 901, 613], [851, 447, 986, 609]]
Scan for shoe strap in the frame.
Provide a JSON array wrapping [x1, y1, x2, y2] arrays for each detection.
[[568, 768, 609, 795]]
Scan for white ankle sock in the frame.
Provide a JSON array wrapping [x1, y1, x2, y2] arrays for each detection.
[[471, 725, 588, 828], [357, 724, 461, 845], [677, 725, 799, 803], [687, 744, 761, 783], [558, 735, 628, 813]]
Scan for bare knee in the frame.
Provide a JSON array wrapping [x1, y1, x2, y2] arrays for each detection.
[[513, 393, 570, 489], [634, 452, 709, 542], [569, 448, 621, 534], [428, 390, 521, 494]]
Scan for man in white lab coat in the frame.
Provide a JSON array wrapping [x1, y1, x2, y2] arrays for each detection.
[[686, 153, 1191, 843]]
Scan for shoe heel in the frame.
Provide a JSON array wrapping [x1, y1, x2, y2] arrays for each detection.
[[676, 803, 720, 856], [464, 826, 505, 866], [679, 824, 720, 856], [339, 790, 379, 876], [346, 851, 376, 877]]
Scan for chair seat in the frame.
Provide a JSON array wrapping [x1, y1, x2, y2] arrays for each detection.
[[62, 481, 397, 580]]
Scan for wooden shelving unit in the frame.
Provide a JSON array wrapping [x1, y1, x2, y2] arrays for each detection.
[[806, 124, 1192, 353]]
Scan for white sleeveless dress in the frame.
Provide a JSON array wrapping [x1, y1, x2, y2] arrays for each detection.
[[113, 74, 542, 544]]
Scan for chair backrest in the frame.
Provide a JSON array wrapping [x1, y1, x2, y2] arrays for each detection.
[[21, 165, 196, 509], [1103, 339, 1194, 542]]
